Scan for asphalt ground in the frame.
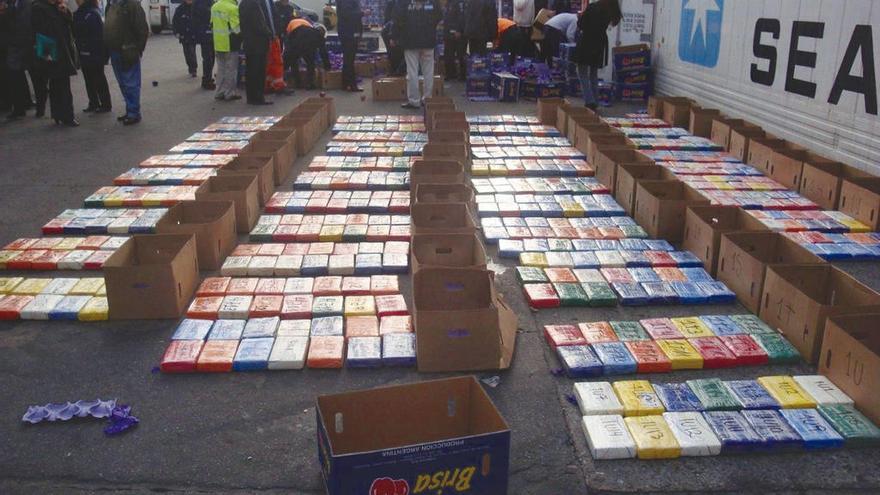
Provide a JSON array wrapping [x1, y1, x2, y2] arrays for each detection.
[[1, 34, 879, 494]]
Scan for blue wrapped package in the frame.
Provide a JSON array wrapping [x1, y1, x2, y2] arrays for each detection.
[[653, 383, 705, 412], [644, 240, 675, 251], [840, 243, 874, 259], [301, 254, 329, 276], [354, 253, 383, 275], [741, 409, 803, 450], [681, 267, 713, 282], [571, 251, 600, 269], [779, 408, 845, 449], [171, 319, 213, 340], [612, 282, 649, 306], [696, 281, 736, 303], [818, 243, 851, 260], [621, 250, 651, 267], [699, 315, 743, 336], [670, 281, 710, 304], [233, 337, 274, 371], [498, 239, 524, 258], [346, 336, 382, 368], [572, 239, 600, 251], [641, 282, 678, 304], [523, 238, 550, 252], [619, 239, 647, 251], [382, 253, 409, 273], [629, 267, 661, 283], [557, 345, 603, 378], [208, 319, 246, 340], [592, 342, 637, 375], [382, 333, 416, 366], [724, 380, 780, 409], [48, 295, 91, 320], [702, 411, 765, 453], [669, 251, 703, 267]]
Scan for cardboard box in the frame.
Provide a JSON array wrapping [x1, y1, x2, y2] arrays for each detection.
[[273, 115, 317, 156], [633, 180, 709, 243], [429, 111, 467, 132], [414, 268, 517, 371], [588, 134, 630, 166], [689, 107, 721, 138], [411, 203, 476, 235], [537, 97, 564, 126], [573, 123, 620, 154], [819, 314, 880, 425], [247, 134, 295, 185], [566, 109, 600, 144], [614, 163, 675, 216], [317, 69, 343, 90], [421, 143, 469, 169], [155, 200, 236, 271], [195, 175, 260, 233], [717, 232, 824, 315], [490, 72, 520, 102], [647, 96, 666, 118], [427, 130, 469, 145], [761, 264, 880, 363], [410, 159, 465, 192], [372, 76, 443, 101], [221, 155, 275, 206], [411, 232, 487, 274], [800, 161, 873, 211], [432, 118, 470, 134], [612, 43, 651, 71], [710, 118, 759, 151], [291, 102, 329, 132], [424, 96, 453, 106], [746, 137, 796, 174], [103, 234, 199, 319], [592, 147, 653, 194], [556, 102, 571, 134], [838, 177, 880, 230], [414, 183, 474, 205], [768, 148, 812, 191], [301, 96, 336, 127], [317, 376, 510, 495], [662, 97, 694, 128], [728, 127, 771, 162], [682, 206, 769, 276], [424, 103, 457, 130], [354, 60, 375, 77]]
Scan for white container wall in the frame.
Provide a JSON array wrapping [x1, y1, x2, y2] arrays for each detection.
[[652, 0, 880, 173]]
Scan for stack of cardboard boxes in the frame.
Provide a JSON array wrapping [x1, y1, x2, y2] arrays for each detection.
[[410, 98, 517, 372]]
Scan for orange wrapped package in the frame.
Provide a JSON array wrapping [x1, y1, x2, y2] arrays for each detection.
[[307, 336, 345, 368]]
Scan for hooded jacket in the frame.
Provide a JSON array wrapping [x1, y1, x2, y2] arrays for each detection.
[[73, 3, 108, 66], [211, 0, 241, 52], [104, 0, 149, 66]]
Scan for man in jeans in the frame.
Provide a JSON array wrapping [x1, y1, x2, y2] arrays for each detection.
[[104, 0, 147, 125], [392, 0, 441, 109]]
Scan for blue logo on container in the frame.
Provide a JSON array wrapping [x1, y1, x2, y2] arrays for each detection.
[[678, 0, 724, 67]]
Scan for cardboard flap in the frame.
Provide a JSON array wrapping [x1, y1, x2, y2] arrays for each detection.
[[411, 203, 475, 232], [104, 234, 194, 267], [411, 159, 465, 179], [427, 130, 468, 144], [596, 147, 652, 164], [159, 200, 234, 226], [414, 267, 494, 311], [414, 183, 473, 204], [412, 233, 486, 268], [199, 175, 257, 194], [422, 143, 469, 161]]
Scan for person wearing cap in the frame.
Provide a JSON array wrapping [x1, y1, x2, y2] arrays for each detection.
[[285, 18, 329, 89]]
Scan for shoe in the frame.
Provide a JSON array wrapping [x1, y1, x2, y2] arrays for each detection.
[[59, 119, 80, 127], [117, 115, 126, 121], [202, 80, 216, 90], [226, 95, 242, 101], [95, 107, 112, 114], [122, 116, 141, 126], [400, 102, 420, 109], [214, 94, 226, 101], [83, 105, 98, 113], [247, 100, 273, 105], [35, 105, 45, 118]]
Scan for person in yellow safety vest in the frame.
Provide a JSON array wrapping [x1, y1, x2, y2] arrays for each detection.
[[211, 0, 242, 101], [285, 19, 329, 89]]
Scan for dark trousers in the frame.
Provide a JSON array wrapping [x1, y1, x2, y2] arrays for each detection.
[[340, 35, 357, 88], [444, 34, 467, 80], [381, 31, 404, 75], [183, 42, 215, 81], [468, 38, 489, 56], [287, 47, 316, 87], [541, 26, 563, 66], [245, 44, 268, 103], [48, 75, 74, 122], [9, 69, 33, 114], [82, 64, 112, 109], [31, 68, 49, 111]]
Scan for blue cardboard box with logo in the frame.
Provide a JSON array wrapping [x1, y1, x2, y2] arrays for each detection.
[[490, 72, 520, 103], [317, 376, 511, 495]]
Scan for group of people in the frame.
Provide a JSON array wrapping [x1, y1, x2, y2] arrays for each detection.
[[0, 0, 147, 126]]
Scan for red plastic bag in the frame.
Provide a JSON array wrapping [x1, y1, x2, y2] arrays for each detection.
[[265, 38, 287, 92]]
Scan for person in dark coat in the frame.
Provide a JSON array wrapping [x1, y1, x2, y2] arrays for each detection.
[[463, 0, 496, 56], [393, 0, 441, 109], [549, 0, 570, 14], [31, 0, 79, 126], [7, 0, 39, 119], [443, 0, 466, 81], [336, 0, 362, 91], [573, 0, 620, 109], [239, 0, 275, 104], [284, 19, 328, 89], [380, 0, 403, 76], [173, 0, 216, 89], [104, 0, 148, 125], [0, 0, 13, 112], [73, 0, 111, 113], [273, 0, 294, 72]]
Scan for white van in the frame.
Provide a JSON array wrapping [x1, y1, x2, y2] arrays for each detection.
[[143, 0, 180, 34]]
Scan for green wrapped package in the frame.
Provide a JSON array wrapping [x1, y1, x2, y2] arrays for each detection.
[[729, 314, 775, 335], [750, 332, 801, 364], [817, 404, 880, 447], [554, 283, 590, 307], [342, 224, 368, 241], [687, 378, 740, 411], [609, 321, 650, 341], [516, 266, 548, 284], [583, 282, 618, 307], [620, 225, 649, 239]]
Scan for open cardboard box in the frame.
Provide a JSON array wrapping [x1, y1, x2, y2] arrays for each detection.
[[710, 117, 760, 150], [662, 97, 694, 128], [760, 264, 880, 364], [432, 118, 470, 134], [556, 102, 572, 134], [291, 101, 329, 131], [689, 106, 721, 138], [729, 127, 772, 162], [155, 200, 236, 271], [819, 313, 880, 425], [839, 177, 880, 230], [411, 203, 476, 235], [104, 234, 199, 319], [747, 137, 802, 174], [414, 267, 517, 372], [422, 143, 470, 169], [537, 97, 564, 125], [768, 148, 816, 191], [585, 131, 627, 165], [574, 124, 622, 155], [424, 103, 457, 130], [274, 114, 318, 156], [568, 115, 605, 148], [427, 129, 469, 145], [218, 154, 275, 206], [633, 180, 709, 242], [800, 160, 873, 211], [414, 183, 474, 206], [614, 163, 675, 216], [565, 108, 599, 143], [647, 96, 666, 118], [195, 175, 259, 233], [300, 96, 336, 127], [246, 132, 296, 184], [411, 232, 487, 273], [682, 205, 769, 276], [316, 376, 510, 495], [592, 146, 653, 194], [424, 96, 454, 106], [410, 159, 465, 192]]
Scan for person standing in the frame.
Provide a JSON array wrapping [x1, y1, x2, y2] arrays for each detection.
[[463, 0, 496, 57], [380, 0, 403, 75], [239, 0, 274, 104], [104, 0, 148, 125], [540, 11, 576, 66], [573, 0, 621, 109], [0, 0, 13, 113], [173, 0, 215, 89], [31, 0, 79, 126], [73, 0, 111, 113], [336, 0, 362, 92], [211, 0, 242, 101], [7, 0, 43, 119], [442, 0, 466, 81], [393, 0, 441, 109], [285, 19, 328, 89]]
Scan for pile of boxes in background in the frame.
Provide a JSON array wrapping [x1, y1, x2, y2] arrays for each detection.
[[612, 43, 653, 103]]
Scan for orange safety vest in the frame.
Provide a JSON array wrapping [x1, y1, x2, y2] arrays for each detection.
[[496, 18, 516, 46], [286, 18, 312, 34]]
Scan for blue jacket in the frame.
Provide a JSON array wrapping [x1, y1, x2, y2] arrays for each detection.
[[336, 0, 362, 39], [173, 0, 212, 45], [73, 4, 107, 66]]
